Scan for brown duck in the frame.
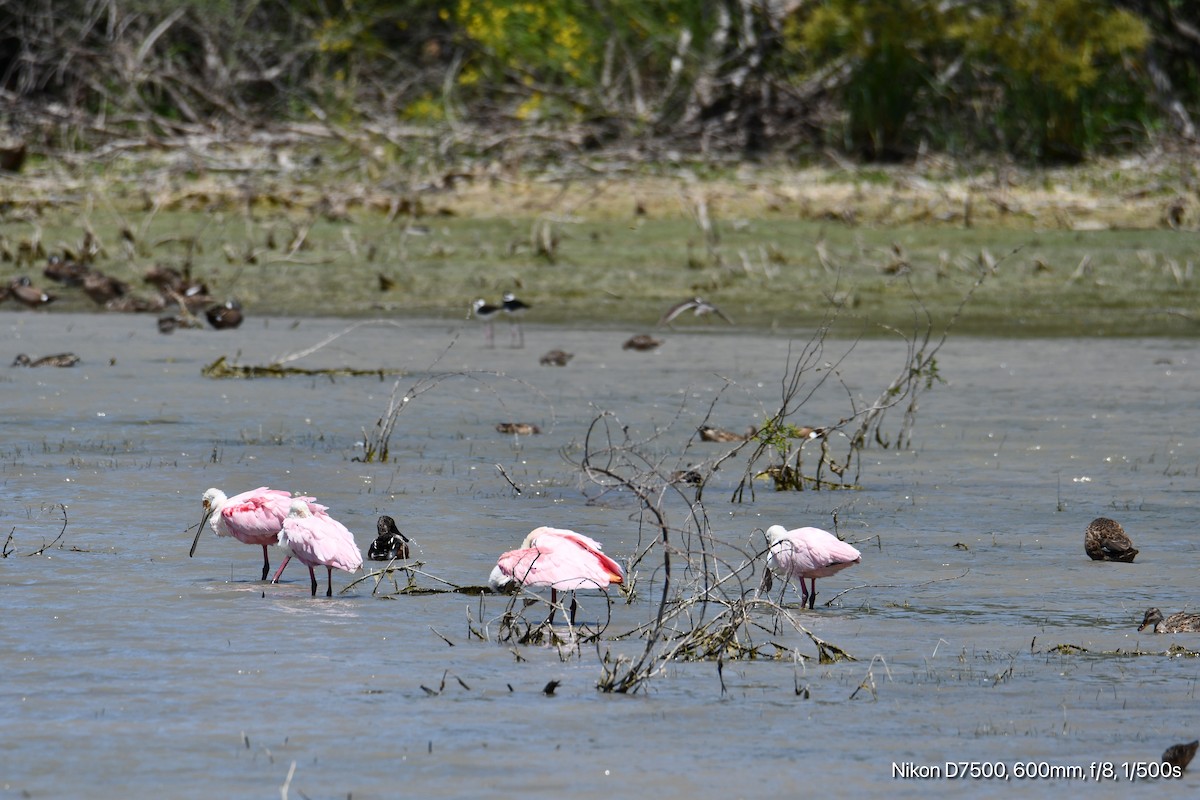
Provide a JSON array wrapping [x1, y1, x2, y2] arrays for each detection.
[[13, 353, 80, 368], [622, 334, 662, 352], [539, 349, 574, 366], [1138, 608, 1200, 634], [1083, 517, 1138, 562], [1163, 740, 1199, 772], [496, 422, 540, 435], [205, 299, 244, 330], [8, 277, 55, 308]]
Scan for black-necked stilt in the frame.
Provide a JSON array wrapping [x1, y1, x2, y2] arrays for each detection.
[[502, 293, 530, 348], [622, 334, 662, 352], [206, 299, 244, 330], [539, 349, 573, 366], [12, 352, 80, 368], [658, 296, 734, 327], [472, 298, 500, 346]]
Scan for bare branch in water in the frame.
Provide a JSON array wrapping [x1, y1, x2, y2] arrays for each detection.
[[26, 505, 69, 556]]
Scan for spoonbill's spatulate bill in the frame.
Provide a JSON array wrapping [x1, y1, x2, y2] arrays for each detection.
[[192, 487, 328, 581]]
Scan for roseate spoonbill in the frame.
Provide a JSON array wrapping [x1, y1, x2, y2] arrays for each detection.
[[622, 334, 661, 352], [658, 297, 733, 327], [472, 298, 500, 346], [764, 524, 861, 609], [1138, 608, 1200, 634], [276, 500, 363, 597], [1084, 517, 1138, 562], [191, 487, 327, 581], [489, 526, 624, 624], [368, 515, 410, 561], [502, 292, 530, 347]]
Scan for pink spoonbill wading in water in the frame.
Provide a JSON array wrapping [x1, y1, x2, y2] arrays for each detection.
[[489, 526, 624, 625], [276, 499, 364, 597], [191, 487, 329, 582], [764, 524, 861, 609]]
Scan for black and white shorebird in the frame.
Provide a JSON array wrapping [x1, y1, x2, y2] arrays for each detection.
[[658, 297, 733, 327], [471, 298, 501, 347], [368, 515, 411, 561], [502, 292, 531, 348]]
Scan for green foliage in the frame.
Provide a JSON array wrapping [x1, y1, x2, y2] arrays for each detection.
[[787, 0, 961, 160], [0, 0, 1184, 163], [966, 0, 1151, 161]]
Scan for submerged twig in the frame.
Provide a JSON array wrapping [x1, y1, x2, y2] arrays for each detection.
[[26, 505, 69, 556]]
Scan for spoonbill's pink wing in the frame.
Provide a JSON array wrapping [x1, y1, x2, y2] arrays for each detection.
[[218, 487, 294, 544], [769, 527, 860, 579], [495, 537, 621, 591], [279, 515, 363, 573], [525, 527, 624, 584]]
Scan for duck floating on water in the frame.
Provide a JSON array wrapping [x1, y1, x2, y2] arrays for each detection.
[[1084, 517, 1138, 562], [12, 352, 80, 368], [1138, 607, 1200, 634]]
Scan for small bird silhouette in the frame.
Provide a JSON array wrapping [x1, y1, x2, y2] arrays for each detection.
[[622, 334, 662, 352], [698, 425, 753, 443], [471, 298, 500, 346], [8, 277, 55, 308], [496, 422, 541, 435], [12, 352, 80, 368], [502, 293, 530, 347], [205, 299, 244, 330], [1163, 740, 1199, 772], [539, 349, 573, 366], [43, 255, 90, 286], [658, 297, 734, 327], [82, 271, 130, 305]]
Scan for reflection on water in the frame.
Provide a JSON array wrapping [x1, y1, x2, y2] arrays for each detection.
[[2, 311, 1199, 797]]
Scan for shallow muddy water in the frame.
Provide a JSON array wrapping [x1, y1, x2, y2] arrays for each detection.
[[2, 310, 1199, 798]]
